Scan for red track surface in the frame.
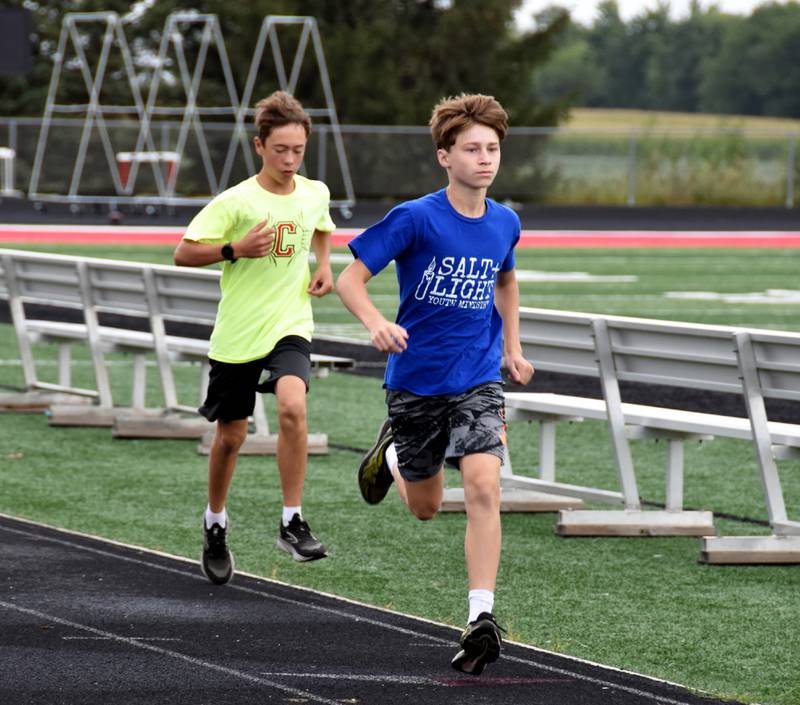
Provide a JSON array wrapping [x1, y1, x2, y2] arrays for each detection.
[[1, 224, 800, 248]]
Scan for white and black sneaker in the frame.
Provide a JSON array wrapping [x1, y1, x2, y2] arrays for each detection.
[[201, 521, 234, 585], [276, 514, 328, 562]]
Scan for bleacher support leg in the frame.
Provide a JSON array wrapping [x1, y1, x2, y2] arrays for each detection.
[[702, 333, 800, 563]]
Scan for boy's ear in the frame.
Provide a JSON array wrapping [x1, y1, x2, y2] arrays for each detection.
[[436, 147, 450, 168]]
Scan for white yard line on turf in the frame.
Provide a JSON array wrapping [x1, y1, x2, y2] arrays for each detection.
[[0, 359, 197, 366], [515, 271, 638, 283]]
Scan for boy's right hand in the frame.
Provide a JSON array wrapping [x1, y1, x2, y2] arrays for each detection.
[[368, 319, 408, 353], [235, 219, 275, 258]]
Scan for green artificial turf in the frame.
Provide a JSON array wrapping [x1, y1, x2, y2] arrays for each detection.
[[1, 367, 798, 705], [1, 243, 799, 703]]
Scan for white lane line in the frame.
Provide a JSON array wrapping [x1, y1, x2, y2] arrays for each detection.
[[0, 523, 448, 646], [0, 518, 715, 705], [0, 600, 342, 705], [263, 672, 433, 686], [261, 672, 573, 687], [409, 641, 452, 648], [63, 636, 181, 642]]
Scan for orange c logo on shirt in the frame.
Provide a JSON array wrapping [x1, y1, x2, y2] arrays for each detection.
[[274, 222, 296, 257]]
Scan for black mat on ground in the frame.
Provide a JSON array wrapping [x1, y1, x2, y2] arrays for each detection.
[[1, 515, 744, 705]]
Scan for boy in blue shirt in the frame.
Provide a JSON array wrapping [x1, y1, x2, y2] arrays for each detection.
[[336, 94, 534, 675]]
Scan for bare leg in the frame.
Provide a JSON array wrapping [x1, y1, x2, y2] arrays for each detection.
[[390, 461, 443, 521], [208, 418, 249, 512], [460, 453, 502, 591], [274, 375, 308, 507]]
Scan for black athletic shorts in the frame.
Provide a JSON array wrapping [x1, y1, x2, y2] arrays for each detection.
[[198, 335, 311, 422], [385, 381, 506, 482]]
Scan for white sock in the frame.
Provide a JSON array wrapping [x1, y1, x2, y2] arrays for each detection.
[[282, 505, 302, 527], [385, 442, 398, 473], [468, 589, 495, 623], [205, 505, 227, 529]]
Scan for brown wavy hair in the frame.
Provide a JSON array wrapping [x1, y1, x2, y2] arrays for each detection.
[[429, 93, 508, 151], [254, 91, 311, 143]]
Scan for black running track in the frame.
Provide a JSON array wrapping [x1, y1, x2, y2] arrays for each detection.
[[1, 514, 745, 705]]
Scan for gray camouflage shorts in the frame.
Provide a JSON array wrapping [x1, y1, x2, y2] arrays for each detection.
[[385, 382, 506, 482]]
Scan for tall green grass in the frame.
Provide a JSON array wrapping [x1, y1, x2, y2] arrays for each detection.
[[546, 130, 795, 206], [566, 108, 800, 131], [553, 109, 800, 206]]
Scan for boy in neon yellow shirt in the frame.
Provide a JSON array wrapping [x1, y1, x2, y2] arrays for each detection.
[[175, 91, 335, 582]]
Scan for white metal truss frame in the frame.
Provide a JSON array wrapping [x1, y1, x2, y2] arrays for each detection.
[[27, 13, 356, 213], [220, 15, 355, 216], [129, 12, 242, 203], [28, 12, 165, 205]]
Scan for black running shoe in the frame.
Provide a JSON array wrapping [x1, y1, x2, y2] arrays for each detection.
[[276, 514, 328, 562], [357, 418, 394, 504], [201, 521, 234, 585], [451, 612, 503, 676]]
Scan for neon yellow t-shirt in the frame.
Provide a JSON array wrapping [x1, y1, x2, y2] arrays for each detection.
[[183, 174, 336, 363]]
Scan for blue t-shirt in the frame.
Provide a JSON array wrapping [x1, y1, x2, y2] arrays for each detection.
[[348, 189, 520, 396]]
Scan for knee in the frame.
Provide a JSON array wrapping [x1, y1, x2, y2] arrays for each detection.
[[215, 424, 247, 452], [464, 477, 499, 511], [278, 399, 306, 430], [410, 501, 440, 522]]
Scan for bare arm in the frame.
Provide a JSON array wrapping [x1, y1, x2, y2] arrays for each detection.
[[308, 229, 333, 297], [495, 269, 534, 385], [173, 219, 275, 267], [174, 239, 229, 267], [335, 258, 408, 353]]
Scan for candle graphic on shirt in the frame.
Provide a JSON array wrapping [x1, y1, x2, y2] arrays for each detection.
[[415, 257, 437, 300]]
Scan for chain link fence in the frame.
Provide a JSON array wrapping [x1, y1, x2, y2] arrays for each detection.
[[1, 117, 797, 208]]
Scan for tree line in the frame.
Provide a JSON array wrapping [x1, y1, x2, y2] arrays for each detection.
[[3, 1, 797, 126], [535, 0, 800, 118], [0, 0, 569, 126]]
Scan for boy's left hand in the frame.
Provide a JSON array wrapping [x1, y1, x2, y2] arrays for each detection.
[[308, 265, 334, 297], [503, 352, 534, 385]]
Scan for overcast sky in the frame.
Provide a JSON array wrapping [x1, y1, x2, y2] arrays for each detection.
[[515, 0, 793, 27]]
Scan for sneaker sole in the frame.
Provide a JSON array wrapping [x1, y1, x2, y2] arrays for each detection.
[[451, 628, 501, 676], [357, 419, 393, 505], [276, 537, 328, 562], [200, 550, 235, 585]]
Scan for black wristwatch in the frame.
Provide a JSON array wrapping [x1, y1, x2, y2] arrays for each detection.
[[221, 243, 237, 263]]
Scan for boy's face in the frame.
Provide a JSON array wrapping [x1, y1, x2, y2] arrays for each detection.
[[254, 122, 308, 187], [437, 123, 501, 190]]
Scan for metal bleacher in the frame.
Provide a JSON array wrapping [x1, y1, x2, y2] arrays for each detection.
[[0, 248, 353, 455]]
